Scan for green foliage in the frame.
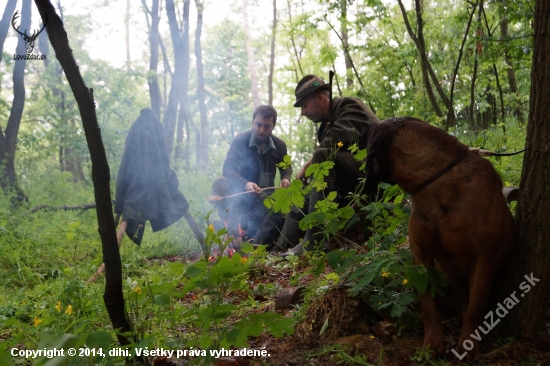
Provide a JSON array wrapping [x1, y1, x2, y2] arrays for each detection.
[[267, 148, 446, 324], [0, 200, 294, 364], [326, 184, 446, 320]]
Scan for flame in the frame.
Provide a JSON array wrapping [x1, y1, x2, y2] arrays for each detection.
[[238, 224, 246, 239]]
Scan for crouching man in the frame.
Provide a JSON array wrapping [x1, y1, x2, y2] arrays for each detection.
[[211, 105, 292, 248], [277, 75, 381, 256]]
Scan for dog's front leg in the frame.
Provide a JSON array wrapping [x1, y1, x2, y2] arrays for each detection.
[[409, 218, 446, 355]]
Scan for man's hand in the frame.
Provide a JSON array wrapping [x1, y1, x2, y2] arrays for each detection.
[[245, 182, 261, 192], [279, 178, 290, 188], [297, 158, 312, 183]]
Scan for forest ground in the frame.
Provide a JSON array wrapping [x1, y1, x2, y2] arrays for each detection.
[[149, 250, 550, 366]]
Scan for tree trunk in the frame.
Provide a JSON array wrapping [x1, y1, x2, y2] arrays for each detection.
[[33, 1, 148, 364], [63, 118, 87, 183], [499, 5, 524, 123], [39, 23, 50, 68], [143, 0, 162, 120], [397, 0, 443, 118], [481, 7, 506, 129], [0, 0, 18, 62], [39, 8, 84, 182], [340, 0, 353, 88], [268, 0, 277, 106], [479, 86, 495, 130], [242, 0, 261, 107], [493, 63, 506, 128], [176, 0, 191, 168], [497, 0, 550, 339], [163, 0, 186, 158], [0, 0, 30, 205], [469, 2, 483, 128], [195, 0, 208, 166]]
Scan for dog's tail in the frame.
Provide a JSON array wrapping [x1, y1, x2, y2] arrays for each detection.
[[469, 147, 525, 157]]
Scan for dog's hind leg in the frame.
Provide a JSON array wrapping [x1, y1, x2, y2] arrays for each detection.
[[456, 260, 498, 358]]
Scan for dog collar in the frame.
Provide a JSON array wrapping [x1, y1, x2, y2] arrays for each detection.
[[410, 151, 468, 194]]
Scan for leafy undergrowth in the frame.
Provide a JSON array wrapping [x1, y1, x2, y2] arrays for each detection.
[[1, 212, 549, 366]]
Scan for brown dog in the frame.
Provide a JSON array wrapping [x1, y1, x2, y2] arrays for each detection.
[[365, 117, 516, 357]]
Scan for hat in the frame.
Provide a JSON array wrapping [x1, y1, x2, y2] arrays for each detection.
[[293, 74, 331, 107]]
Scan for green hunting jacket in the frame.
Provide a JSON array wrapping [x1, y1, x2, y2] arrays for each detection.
[[317, 96, 381, 150]]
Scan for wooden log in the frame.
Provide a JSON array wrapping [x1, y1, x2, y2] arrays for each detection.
[[274, 286, 305, 310], [27, 202, 102, 214]]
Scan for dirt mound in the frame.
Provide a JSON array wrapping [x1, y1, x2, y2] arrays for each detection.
[[294, 286, 372, 347]]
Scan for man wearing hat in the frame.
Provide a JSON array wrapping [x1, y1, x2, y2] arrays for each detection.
[[277, 74, 381, 257]]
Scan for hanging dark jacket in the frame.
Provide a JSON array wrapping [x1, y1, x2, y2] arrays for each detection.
[[114, 108, 189, 244]]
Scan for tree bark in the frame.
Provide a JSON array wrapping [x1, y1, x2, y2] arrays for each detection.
[[195, 0, 208, 166], [268, 0, 277, 106], [179, 0, 191, 168], [143, 0, 162, 120], [0, 0, 30, 205], [33, 1, 148, 363], [0, 0, 18, 61], [397, 0, 443, 118], [242, 0, 261, 107], [497, 0, 550, 339]]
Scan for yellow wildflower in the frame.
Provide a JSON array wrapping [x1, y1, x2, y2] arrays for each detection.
[[402, 278, 409, 285], [55, 301, 61, 312], [337, 141, 343, 148], [208, 223, 215, 232], [33, 316, 43, 327], [134, 286, 142, 295], [381, 269, 390, 278], [65, 305, 73, 315], [21, 301, 26, 305], [240, 256, 248, 264]]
